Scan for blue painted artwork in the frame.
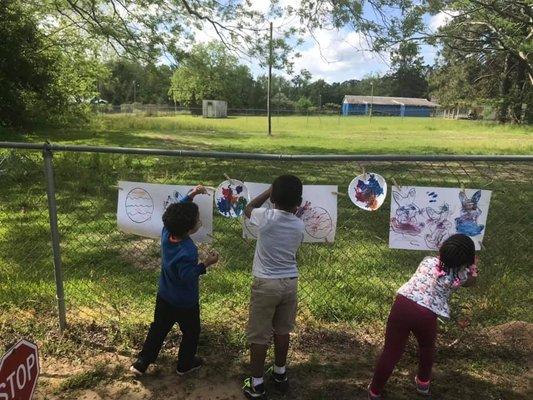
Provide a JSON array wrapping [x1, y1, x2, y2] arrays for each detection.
[[215, 181, 248, 217], [350, 173, 387, 211], [455, 190, 485, 236]]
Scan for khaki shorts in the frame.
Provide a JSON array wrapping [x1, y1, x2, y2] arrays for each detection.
[[247, 277, 298, 345]]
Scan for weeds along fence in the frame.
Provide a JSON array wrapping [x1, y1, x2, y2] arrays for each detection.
[[0, 142, 531, 342]]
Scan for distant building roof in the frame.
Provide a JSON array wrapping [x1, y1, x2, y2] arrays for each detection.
[[343, 95, 439, 107]]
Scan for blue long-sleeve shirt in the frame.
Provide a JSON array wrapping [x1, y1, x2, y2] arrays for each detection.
[[157, 196, 206, 308]]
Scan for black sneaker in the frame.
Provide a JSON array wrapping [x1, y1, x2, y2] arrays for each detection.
[[129, 359, 148, 376], [269, 368, 289, 393], [176, 356, 204, 375], [243, 377, 267, 399]]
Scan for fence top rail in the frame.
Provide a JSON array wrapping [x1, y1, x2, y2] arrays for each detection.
[[1, 141, 532, 162]]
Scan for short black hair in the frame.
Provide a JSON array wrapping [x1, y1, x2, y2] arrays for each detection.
[[162, 202, 199, 237], [271, 174, 303, 210], [439, 234, 475, 273]]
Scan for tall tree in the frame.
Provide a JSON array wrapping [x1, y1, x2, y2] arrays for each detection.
[[168, 42, 255, 109], [430, 1, 532, 123], [1, 0, 105, 127], [387, 42, 429, 98], [99, 61, 173, 105]]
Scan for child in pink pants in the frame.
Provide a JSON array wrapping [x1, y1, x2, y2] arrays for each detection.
[[369, 234, 478, 399]]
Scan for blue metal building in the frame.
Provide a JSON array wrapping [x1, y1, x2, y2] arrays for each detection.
[[342, 95, 438, 117]]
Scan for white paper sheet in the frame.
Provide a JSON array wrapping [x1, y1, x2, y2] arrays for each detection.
[[243, 182, 338, 243], [117, 181, 213, 242], [389, 186, 491, 250]]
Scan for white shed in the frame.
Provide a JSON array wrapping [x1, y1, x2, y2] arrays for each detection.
[[202, 100, 227, 118]]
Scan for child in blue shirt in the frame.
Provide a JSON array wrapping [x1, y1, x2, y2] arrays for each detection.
[[130, 185, 218, 376]]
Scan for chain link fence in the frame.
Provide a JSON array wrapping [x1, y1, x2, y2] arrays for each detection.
[[1, 143, 531, 350]]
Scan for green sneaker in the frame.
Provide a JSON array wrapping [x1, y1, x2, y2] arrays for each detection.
[[243, 377, 267, 399]]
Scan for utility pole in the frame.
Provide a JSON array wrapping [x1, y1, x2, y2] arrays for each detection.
[[267, 22, 273, 136], [133, 80, 136, 105], [369, 82, 374, 122]]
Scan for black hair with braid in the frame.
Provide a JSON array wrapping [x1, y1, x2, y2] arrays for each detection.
[[439, 234, 475, 280]]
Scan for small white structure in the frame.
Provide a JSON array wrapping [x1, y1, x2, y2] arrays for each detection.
[[202, 100, 227, 118]]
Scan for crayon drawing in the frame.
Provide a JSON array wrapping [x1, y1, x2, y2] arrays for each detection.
[[163, 190, 186, 209], [117, 181, 213, 242], [296, 201, 333, 239], [125, 188, 154, 223], [389, 186, 491, 251], [215, 179, 249, 218], [348, 173, 387, 211], [390, 188, 425, 236], [424, 203, 452, 249]]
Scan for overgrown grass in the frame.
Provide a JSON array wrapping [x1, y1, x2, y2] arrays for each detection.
[[2, 114, 532, 154]]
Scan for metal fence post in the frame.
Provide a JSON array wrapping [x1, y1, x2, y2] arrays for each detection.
[[42, 144, 67, 331]]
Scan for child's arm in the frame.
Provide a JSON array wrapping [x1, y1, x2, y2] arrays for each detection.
[[181, 185, 207, 203], [462, 263, 478, 287], [245, 187, 271, 218], [178, 251, 219, 281]]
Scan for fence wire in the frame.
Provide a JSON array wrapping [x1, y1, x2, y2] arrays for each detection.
[[0, 146, 531, 347]]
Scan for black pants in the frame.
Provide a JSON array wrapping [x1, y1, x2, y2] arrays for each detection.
[[138, 295, 200, 370]]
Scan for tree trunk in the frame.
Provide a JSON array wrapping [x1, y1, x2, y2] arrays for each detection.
[[511, 59, 527, 123], [497, 54, 513, 123], [524, 85, 533, 125]]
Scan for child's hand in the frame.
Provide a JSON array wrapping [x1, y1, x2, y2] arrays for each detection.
[[204, 250, 219, 267], [190, 185, 208, 197]]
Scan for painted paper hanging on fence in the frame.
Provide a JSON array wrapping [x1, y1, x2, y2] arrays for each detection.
[[242, 182, 338, 243], [215, 179, 249, 218], [389, 186, 491, 251], [117, 181, 213, 242], [348, 172, 387, 211]]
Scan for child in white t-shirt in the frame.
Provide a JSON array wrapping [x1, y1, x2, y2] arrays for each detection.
[[242, 175, 305, 399]]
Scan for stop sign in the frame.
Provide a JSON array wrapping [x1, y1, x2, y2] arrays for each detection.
[[0, 340, 39, 400]]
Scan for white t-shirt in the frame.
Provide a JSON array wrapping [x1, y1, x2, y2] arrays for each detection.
[[249, 208, 305, 279]]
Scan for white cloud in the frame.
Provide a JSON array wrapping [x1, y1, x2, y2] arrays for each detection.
[[289, 30, 389, 82], [175, 1, 393, 82], [429, 11, 458, 32]]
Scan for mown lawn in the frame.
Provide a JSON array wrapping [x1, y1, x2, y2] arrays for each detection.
[[2, 114, 532, 154]]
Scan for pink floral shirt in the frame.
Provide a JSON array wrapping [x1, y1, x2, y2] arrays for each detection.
[[397, 256, 476, 318]]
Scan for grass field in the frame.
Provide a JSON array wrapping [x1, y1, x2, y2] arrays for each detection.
[[3, 114, 532, 154], [0, 115, 531, 399]]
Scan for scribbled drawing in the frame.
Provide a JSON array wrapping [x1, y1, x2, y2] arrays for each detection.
[[354, 174, 385, 210], [455, 190, 485, 236], [296, 201, 333, 239], [427, 191, 438, 203], [390, 188, 425, 236], [424, 203, 453, 249], [125, 188, 154, 223], [163, 190, 185, 209], [215, 181, 249, 217]]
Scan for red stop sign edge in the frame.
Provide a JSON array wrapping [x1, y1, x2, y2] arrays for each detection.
[[0, 339, 40, 400]]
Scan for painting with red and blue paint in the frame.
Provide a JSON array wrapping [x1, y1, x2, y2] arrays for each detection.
[[215, 180, 249, 218], [349, 173, 387, 211]]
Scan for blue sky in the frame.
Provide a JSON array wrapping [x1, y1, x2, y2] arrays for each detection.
[[192, 1, 448, 83]]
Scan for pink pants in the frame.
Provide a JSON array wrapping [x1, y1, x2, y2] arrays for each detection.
[[370, 295, 437, 394]]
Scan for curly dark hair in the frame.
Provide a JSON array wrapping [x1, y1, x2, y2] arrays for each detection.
[[439, 234, 475, 275], [271, 174, 303, 210], [162, 202, 199, 238]]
